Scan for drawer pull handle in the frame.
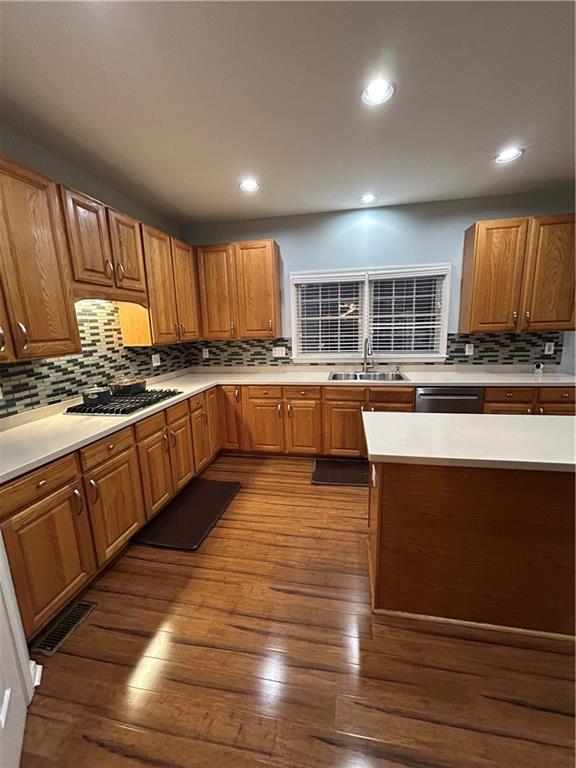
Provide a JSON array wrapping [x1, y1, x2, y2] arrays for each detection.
[[175, 322, 180, 339], [203, 412, 208, 425], [527, 407, 532, 415], [17, 322, 29, 351], [268, 319, 272, 331], [562, 392, 569, 398], [277, 402, 282, 416], [539, 407, 544, 415], [512, 310, 518, 320], [262, 390, 268, 394], [287, 403, 292, 416], [525, 310, 530, 320], [116, 262, 125, 283], [180, 322, 185, 337], [230, 320, 236, 335], [105, 259, 114, 279], [89, 479, 99, 503], [108, 443, 115, 451], [170, 429, 177, 447], [73, 488, 83, 515], [235, 388, 239, 401], [0, 325, 5, 353], [505, 393, 513, 398], [37, 479, 47, 489], [163, 433, 169, 452]]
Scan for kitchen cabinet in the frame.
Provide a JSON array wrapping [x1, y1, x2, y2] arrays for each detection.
[[137, 419, 174, 518], [141, 225, 179, 344], [1, 482, 96, 638], [83, 447, 145, 566], [322, 387, 366, 457], [0, 280, 15, 362], [220, 386, 243, 450], [167, 404, 195, 491], [284, 398, 322, 454], [367, 387, 415, 412], [197, 239, 281, 339], [0, 156, 81, 359], [484, 403, 534, 415], [243, 387, 284, 453], [197, 243, 237, 339], [235, 240, 281, 338], [459, 214, 575, 333], [191, 405, 211, 472], [484, 387, 575, 416], [61, 187, 113, 288], [172, 239, 202, 341], [519, 215, 575, 331], [206, 387, 222, 458], [107, 208, 147, 293]]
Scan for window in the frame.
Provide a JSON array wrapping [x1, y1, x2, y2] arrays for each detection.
[[291, 265, 451, 361]]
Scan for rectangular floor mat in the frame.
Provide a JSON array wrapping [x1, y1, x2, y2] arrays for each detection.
[[311, 459, 369, 487]]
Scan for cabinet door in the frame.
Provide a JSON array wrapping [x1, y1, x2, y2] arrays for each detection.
[[138, 428, 173, 518], [0, 159, 81, 358], [84, 448, 145, 566], [0, 281, 15, 362], [245, 398, 284, 453], [469, 218, 528, 332], [168, 413, 195, 492], [107, 209, 147, 293], [220, 386, 243, 450], [368, 403, 414, 413], [61, 187, 113, 287], [322, 401, 365, 457], [483, 403, 534, 415], [1, 483, 96, 638], [197, 244, 237, 339], [142, 225, 179, 344], [519, 215, 575, 331], [172, 239, 201, 340], [205, 387, 222, 458], [285, 399, 322, 454], [191, 408, 210, 473], [235, 240, 281, 338], [537, 404, 576, 416]]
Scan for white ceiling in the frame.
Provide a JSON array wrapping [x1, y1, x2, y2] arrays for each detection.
[[0, 2, 574, 223]]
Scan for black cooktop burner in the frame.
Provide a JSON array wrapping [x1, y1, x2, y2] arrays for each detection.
[[66, 389, 182, 416]]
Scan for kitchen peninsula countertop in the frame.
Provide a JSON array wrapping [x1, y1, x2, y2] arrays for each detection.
[[1, 368, 574, 484]]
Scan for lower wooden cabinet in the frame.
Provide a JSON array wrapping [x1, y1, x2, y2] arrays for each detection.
[[191, 407, 211, 472], [484, 387, 575, 416], [244, 397, 285, 452], [220, 386, 243, 449], [536, 404, 576, 416], [484, 403, 534, 415], [285, 399, 322, 454], [83, 447, 145, 566], [1, 482, 96, 637], [138, 426, 173, 518], [322, 401, 365, 457], [206, 387, 222, 458]]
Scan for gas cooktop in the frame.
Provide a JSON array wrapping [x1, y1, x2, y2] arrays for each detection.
[[66, 389, 182, 416]]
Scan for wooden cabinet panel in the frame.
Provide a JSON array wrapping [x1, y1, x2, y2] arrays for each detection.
[[244, 398, 284, 453], [324, 386, 366, 402], [172, 239, 201, 341], [220, 386, 243, 450], [484, 403, 534, 415], [283, 386, 322, 400], [61, 187, 113, 287], [142, 225, 178, 344], [484, 387, 536, 403], [168, 413, 195, 491], [322, 401, 365, 457], [536, 404, 576, 416], [79, 426, 134, 472], [368, 403, 414, 413], [206, 387, 222, 459], [367, 387, 415, 406], [520, 215, 575, 331], [84, 448, 145, 565], [537, 387, 575, 404], [138, 427, 173, 519], [190, 392, 206, 413], [1, 483, 96, 638], [0, 280, 15, 362], [234, 240, 281, 338], [197, 244, 237, 339], [135, 412, 166, 442], [285, 399, 322, 454], [107, 209, 146, 293], [460, 218, 528, 333], [0, 158, 80, 358], [191, 407, 210, 473], [246, 386, 282, 399]]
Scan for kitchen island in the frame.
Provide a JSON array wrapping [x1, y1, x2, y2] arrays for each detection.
[[363, 411, 575, 636]]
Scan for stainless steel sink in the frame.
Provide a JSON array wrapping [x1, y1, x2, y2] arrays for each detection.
[[328, 371, 410, 381]]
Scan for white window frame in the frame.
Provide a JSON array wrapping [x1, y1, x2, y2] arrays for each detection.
[[290, 264, 451, 362]]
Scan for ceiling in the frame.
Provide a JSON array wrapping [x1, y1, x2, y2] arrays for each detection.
[[0, 2, 574, 222]]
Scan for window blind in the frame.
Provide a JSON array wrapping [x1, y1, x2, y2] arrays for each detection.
[[369, 274, 446, 354]]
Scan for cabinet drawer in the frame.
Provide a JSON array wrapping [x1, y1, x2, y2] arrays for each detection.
[[246, 386, 282, 399], [135, 412, 166, 442], [537, 387, 575, 404], [323, 386, 365, 402], [80, 427, 135, 471], [166, 400, 189, 423], [283, 386, 322, 400], [0, 453, 80, 522], [484, 387, 536, 403], [368, 387, 415, 404], [189, 392, 206, 412]]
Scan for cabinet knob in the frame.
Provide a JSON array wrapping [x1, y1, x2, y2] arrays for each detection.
[[230, 320, 236, 335], [512, 310, 518, 320], [108, 443, 115, 451], [300, 390, 306, 395], [505, 392, 513, 398], [37, 479, 47, 488], [562, 392, 569, 398], [527, 407, 532, 415], [525, 310, 530, 319], [539, 407, 544, 415], [268, 320, 272, 331]]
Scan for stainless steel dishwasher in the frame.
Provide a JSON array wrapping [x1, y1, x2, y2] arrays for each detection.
[[415, 387, 484, 413]]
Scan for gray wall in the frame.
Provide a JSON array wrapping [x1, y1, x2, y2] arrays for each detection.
[[0, 122, 181, 236], [185, 188, 575, 338]]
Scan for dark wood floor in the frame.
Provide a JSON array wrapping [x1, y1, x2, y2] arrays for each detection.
[[21, 456, 574, 768]]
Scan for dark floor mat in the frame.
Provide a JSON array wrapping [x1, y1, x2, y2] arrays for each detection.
[[134, 477, 242, 551], [311, 459, 369, 487]]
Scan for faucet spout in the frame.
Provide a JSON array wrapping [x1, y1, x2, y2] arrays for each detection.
[[363, 337, 374, 373]]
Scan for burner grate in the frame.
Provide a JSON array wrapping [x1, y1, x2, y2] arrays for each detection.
[[66, 389, 182, 415]]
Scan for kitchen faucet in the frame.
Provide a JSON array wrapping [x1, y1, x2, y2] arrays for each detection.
[[363, 337, 374, 372]]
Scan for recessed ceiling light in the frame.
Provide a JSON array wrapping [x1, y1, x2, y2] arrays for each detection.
[[494, 146, 524, 164], [361, 193, 378, 204], [239, 178, 260, 192], [362, 79, 395, 106]]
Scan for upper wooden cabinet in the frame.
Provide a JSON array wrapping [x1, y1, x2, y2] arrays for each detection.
[[197, 239, 281, 339], [234, 240, 281, 338], [459, 214, 575, 333], [0, 280, 15, 362], [519, 215, 575, 331], [119, 230, 201, 346], [107, 208, 147, 293], [0, 158, 81, 359]]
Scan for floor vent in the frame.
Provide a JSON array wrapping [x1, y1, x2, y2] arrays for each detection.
[[31, 601, 97, 656]]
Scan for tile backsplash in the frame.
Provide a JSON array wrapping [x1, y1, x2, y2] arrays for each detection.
[[0, 299, 564, 418]]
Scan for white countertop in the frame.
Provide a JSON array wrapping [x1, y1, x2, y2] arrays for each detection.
[[363, 411, 576, 472], [0, 368, 574, 485]]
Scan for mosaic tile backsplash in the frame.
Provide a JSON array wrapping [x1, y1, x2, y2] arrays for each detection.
[[0, 299, 564, 418]]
